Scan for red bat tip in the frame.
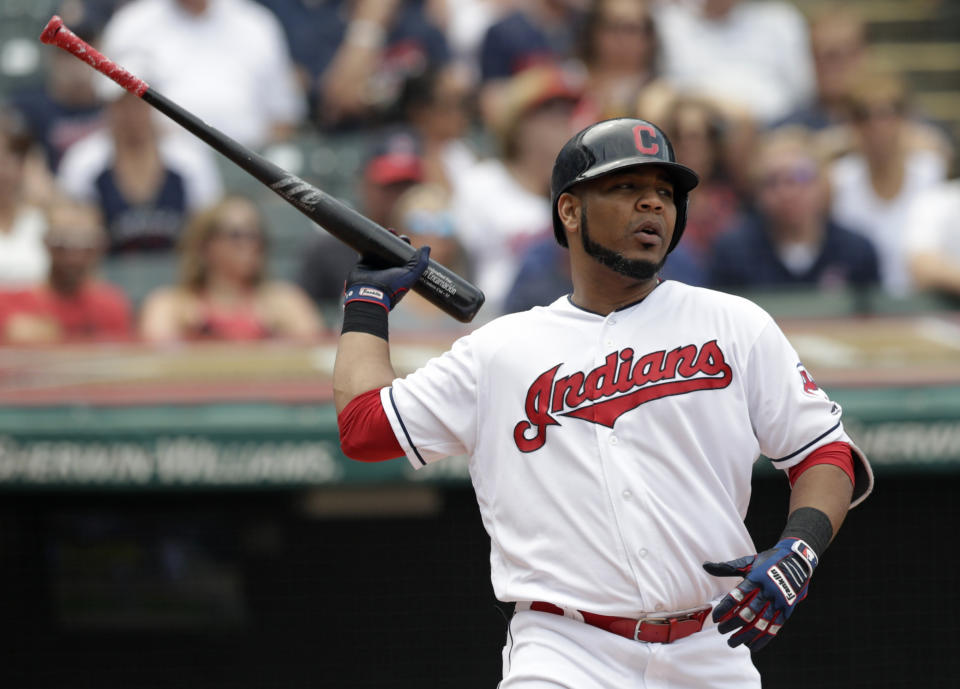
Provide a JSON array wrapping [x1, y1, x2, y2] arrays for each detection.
[[39, 15, 64, 44]]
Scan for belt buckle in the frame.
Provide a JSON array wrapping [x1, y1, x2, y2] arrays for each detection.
[[633, 606, 712, 643], [633, 615, 669, 641]]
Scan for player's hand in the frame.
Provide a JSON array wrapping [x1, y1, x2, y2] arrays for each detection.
[[344, 244, 430, 312], [702, 537, 818, 652]]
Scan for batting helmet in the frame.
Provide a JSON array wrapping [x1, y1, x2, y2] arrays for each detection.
[[550, 118, 699, 251]]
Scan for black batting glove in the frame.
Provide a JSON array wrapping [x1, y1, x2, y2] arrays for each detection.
[[343, 245, 431, 312]]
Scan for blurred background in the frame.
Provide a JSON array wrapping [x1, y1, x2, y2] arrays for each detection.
[[0, 0, 959, 686]]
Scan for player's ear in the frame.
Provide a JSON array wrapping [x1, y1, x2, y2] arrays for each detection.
[[557, 192, 582, 236]]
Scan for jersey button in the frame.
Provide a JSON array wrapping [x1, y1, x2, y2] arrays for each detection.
[[622, 490, 632, 501], [638, 548, 648, 558], [609, 317, 617, 325], [609, 436, 618, 445]]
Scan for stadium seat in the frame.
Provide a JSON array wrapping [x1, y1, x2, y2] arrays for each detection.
[[99, 252, 179, 309]]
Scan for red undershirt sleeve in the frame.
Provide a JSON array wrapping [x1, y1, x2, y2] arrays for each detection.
[[787, 441, 855, 487], [337, 387, 404, 462]]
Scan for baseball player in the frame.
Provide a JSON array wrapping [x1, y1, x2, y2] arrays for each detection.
[[334, 118, 873, 687]]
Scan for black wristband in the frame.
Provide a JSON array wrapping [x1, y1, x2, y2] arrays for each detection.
[[341, 300, 389, 341], [780, 506, 833, 557]]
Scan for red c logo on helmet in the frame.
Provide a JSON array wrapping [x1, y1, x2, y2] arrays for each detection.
[[633, 124, 660, 155]]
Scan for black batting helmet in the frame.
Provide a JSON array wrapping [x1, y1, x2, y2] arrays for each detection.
[[550, 118, 699, 251]]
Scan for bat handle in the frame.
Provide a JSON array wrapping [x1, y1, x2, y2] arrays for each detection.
[[39, 15, 149, 97]]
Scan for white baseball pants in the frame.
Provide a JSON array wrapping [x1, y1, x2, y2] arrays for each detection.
[[500, 608, 761, 688]]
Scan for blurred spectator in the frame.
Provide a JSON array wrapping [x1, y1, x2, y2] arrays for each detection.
[[479, 0, 582, 82], [387, 182, 474, 331], [775, 5, 868, 131], [5, 13, 104, 174], [297, 128, 425, 308], [501, 235, 569, 313], [654, 0, 815, 124], [477, 0, 584, 126], [359, 130, 426, 228], [658, 242, 709, 286], [659, 95, 747, 271], [709, 127, 879, 290], [312, 0, 451, 129], [442, 0, 501, 65], [905, 179, 960, 297], [0, 117, 49, 288], [56, 74, 223, 254], [250, 0, 347, 123], [139, 195, 323, 341], [828, 71, 949, 294], [775, 8, 952, 165], [0, 198, 132, 344], [100, 0, 306, 149], [395, 62, 477, 193], [452, 65, 581, 314], [571, 0, 665, 129]]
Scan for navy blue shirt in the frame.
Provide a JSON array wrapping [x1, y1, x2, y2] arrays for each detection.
[[707, 214, 880, 289], [503, 236, 569, 314], [479, 10, 580, 81], [8, 89, 103, 171], [256, 0, 449, 120], [95, 167, 188, 253]]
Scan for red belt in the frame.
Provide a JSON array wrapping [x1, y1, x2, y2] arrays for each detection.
[[528, 601, 712, 644]]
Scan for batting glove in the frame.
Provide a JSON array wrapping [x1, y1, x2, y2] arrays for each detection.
[[344, 245, 430, 312], [702, 537, 818, 652]]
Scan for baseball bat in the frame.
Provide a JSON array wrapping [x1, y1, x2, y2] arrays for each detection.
[[39, 15, 485, 323]]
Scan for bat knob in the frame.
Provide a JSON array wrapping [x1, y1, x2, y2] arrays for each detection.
[[39, 15, 64, 44]]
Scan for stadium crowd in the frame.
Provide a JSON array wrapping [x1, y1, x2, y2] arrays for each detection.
[[0, 0, 957, 345]]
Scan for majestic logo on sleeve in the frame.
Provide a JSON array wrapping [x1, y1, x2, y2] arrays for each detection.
[[513, 340, 733, 452]]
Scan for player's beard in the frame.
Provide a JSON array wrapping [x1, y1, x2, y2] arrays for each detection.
[[579, 203, 666, 281]]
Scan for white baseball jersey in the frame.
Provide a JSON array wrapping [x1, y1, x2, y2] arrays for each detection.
[[381, 281, 872, 616]]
